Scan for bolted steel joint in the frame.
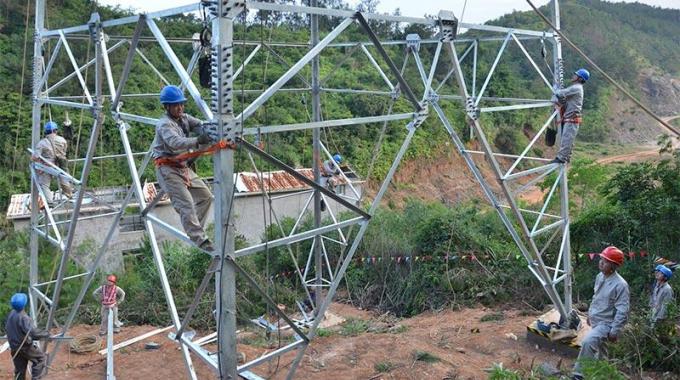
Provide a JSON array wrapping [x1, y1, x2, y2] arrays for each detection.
[[426, 91, 440, 103], [437, 10, 458, 43], [406, 34, 421, 52], [465, 97, 479, 120], [411, 103, 429, 128]]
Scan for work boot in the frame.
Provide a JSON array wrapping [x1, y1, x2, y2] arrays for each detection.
[[199, 238, 215, 252], [320, 200, 326, 212], [549, 157, 565, 165]]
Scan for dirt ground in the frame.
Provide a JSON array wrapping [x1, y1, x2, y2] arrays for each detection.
[[0, 303, 577, 379]]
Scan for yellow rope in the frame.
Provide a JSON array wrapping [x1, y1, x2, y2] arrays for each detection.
[[69, 334, 101, 354]]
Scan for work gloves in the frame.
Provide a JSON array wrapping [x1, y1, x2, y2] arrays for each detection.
[[197, 132, 212, 145]]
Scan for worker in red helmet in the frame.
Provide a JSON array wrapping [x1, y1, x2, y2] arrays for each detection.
[[572, 246, 630, 380], [93, 274, 126, 336]]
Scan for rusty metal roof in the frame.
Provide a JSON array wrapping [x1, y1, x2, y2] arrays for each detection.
[[235, 168, 350, 193]]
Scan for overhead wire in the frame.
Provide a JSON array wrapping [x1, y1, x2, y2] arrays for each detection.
[[10, 0, 32, 188]]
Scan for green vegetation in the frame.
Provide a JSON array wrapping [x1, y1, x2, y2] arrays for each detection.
[[374, 360, 397, 373], [411, 350, 440, 364]]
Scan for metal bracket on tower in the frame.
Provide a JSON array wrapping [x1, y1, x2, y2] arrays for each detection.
[[438, 10, 458, 42], [406, 33, 421, 52], [465, 96, 480, 120]]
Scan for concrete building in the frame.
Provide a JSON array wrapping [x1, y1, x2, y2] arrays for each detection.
[[6, 168, 363, 272]]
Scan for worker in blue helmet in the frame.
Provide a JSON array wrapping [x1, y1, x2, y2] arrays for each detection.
[[151, 85, 215, 251], [32, 120, 74, 204], [318, 153, 344, 211], [549, 68, 590, 165], [4, 293, 50, 380], [649, 264, 674, 326]]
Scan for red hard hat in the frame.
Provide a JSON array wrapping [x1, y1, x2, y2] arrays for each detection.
[[107, 274, 117, 283], [600, 246, 624, 266]]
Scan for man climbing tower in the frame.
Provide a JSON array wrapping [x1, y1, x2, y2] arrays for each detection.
[[33, 121, 73, 204], [551, 68, 590, 164], [4, 293, 50, 380], [649, 264, 673, 326], [318, 153, 343, 211], [93, 274, 126, 336], [152, 85, 214, 251], [572, 246, 629, 380]]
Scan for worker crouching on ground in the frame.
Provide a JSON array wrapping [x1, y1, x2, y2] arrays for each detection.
[[32, 121, 73, 204], [649, 265, 674, 326], [93, 274, 126, 336], [572, 246, 630, 380], [4, 293, 50, 380], [550, 68, 590, 165], [152, 85, 215, 251]]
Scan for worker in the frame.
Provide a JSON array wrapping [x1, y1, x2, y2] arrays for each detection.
[[649, 264, 674, 326], [93, 274, 126, 336], [318, 154, 343, 211], [33, 121, 73, 204], [152, 85, 214, 251], [4, 293, 49, 380], [572, 246, 629, 380], [550, 68, 590, 164]]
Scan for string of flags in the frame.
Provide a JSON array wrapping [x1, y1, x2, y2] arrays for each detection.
[[584, 250, 648, 261]]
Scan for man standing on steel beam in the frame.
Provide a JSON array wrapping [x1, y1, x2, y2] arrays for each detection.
[[32, 121, 73, 204], [550, 68, 590, 164], [152, 85, 215, 251], [4, 293, 50, 380], [572, 246, 629, 379]]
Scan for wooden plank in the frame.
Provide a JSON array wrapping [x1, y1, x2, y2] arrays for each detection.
[[98, 325, 173, 355], [193, 332, 217, 346], [0, 342, 9, 354]]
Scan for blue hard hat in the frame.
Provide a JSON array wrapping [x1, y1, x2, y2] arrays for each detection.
[[159, 85, 187, 105], [10, 293, 28, 311], [574, 68, 590, 82], [44, 121, 58, 133], [655, 264, 673, 280], [333, 154, 342, 163]]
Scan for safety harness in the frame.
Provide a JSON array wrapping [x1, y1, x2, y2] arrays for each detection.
[[101, 285, 118, 307], [154, 140, 237, 186]]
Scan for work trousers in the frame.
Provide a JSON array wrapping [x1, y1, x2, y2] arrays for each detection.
[[37, 172, 73, 204], [573, 323, 610, 376], [557, 122, 580, 163], [156, 165, 213, 244], [99, 305, 121, 335], [11, 343, 46, 380]]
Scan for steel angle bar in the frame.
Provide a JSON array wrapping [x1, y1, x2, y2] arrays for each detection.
[[58, 31, 93, 105], [68, 151, 148, 163], [504, 112, 557, 177], [411, 49, 429, 90], [29, 152, 81, 184], [145, 214, 194, 245], [239, 138, 369, 218], [175, 257, 220, 340], [241, 113, 412, 135], [177, 335, 217, 371], [531, 166, 564, 235], [480, 102, 553, 112], [32, 228, 61, 248], [325, 35, 541, 49], [134, 47, 170, 85], [319, 142, 360, 201], [233, 44, 261, 80], [29, 168, 63, 247], [360, 44, 394, 91], [31, 287, 53, 307], [503, 162, 559, 182], [511, 34, 552, 90], [238, 340, 306, 373], [472, 41, 478, 98], [320, 88, 393, 96], [99, 36, 117, 99], [499, 205, 561, 220], [182, 49, 202, 91], [462, 150, 551, 163], [34, 272, 90, 288], [553, 232, 568, 282], [321, 234, 347, 246], [42, 4, 201, 37], [270, 189, 313, 200], [320, 193, 348, 243], [46, 40, 127, 95], [261, 43, 312, 88], [118, 113, 158, 125], [290, 192, 315, 236], [235, 217, 364, 257], [319, 238, 335, 281], [475, 32, 512, 107], [512, 166, 557, 196], [146, 18, 212, 120], [37, 38, 63, 94], [106, 310, 115, 380], [238, 17, 354, 123], [39, 98, 95, 110], [140, 189, 165, 216], [119, 129, 198, 379], [435, 41, 473, 93], [530, 220, 564, 238], [112, 16, 145, 112], [226, 256, 310, 342], [355, 12, 421, 111]]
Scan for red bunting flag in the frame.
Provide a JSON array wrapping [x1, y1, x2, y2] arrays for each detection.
[[628, 252, 635, 259], [588, 253, 596, 260], [640, 250, 648, 257]]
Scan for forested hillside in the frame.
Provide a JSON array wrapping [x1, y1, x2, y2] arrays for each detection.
[[0, 0, 678, 212]]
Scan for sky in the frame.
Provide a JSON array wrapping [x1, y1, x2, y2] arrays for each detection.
[[98, 0, 680, 25]]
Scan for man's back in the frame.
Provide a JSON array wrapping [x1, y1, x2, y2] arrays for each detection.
[[556, 83, 584, 119], [5, 310, 32, 351]]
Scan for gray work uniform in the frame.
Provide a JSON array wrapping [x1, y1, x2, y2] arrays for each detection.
[[4, 310, 48, 380], [93, 285, 126, 334], [574, 271, 630, 376], [320, 159, 340, 189], [35, 133, 73, 203], [649, 282, 673, 324], [152, 112, 213, 245], [553, 83, 584, 162]]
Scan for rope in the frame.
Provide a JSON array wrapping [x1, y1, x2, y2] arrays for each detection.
[[69, 334, 101, 353]]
